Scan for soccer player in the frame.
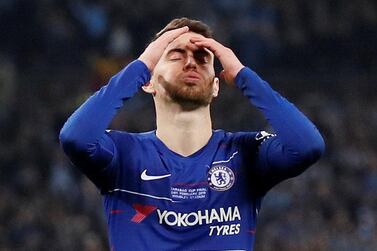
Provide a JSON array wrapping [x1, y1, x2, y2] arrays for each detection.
[[60, 18, 325, 251]]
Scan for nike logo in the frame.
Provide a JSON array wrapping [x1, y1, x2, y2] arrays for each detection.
[[141, 169, 171, 181]]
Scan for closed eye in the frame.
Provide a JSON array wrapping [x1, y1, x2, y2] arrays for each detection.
[[167, 48, 185, 61], [170, 56, 182, 61]]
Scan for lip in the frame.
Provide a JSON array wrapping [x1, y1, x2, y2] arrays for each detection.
[[182, 72, 201, 80]]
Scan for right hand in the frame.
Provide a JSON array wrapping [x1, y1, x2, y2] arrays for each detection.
[[138, 26, 189, 71]]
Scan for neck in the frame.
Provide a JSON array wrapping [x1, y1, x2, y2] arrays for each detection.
[[155, 101, 213, 157]]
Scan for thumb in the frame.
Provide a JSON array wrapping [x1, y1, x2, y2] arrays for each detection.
[[220, 70, 236, 86], [219, 70, 226, 81]]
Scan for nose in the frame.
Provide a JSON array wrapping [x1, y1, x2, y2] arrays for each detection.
[[183, 54, 197, 70]]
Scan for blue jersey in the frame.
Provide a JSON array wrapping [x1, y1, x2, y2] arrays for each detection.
[[60, 60, 325, 251]]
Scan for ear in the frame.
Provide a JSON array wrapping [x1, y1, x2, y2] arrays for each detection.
[[212, 77, 220, 97], [141, 81, 156, 95]]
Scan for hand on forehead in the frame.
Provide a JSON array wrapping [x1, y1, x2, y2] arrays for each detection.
[[165, 32, 213, 56]]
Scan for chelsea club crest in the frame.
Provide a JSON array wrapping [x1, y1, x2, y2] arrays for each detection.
[[208, 165, 235, 191]]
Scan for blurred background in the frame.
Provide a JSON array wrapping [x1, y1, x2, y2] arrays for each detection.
[[0, 0, 376, 250]]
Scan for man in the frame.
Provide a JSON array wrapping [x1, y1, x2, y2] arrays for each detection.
[[60, 18, 325, 251]]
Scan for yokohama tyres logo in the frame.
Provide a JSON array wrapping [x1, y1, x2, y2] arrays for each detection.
[[130, 204, 242, 236]]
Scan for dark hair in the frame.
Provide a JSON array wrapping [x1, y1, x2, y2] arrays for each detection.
[[153, 17, 213, 41]]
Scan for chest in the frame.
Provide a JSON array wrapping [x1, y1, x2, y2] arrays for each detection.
[[117, 144, 249, 208]]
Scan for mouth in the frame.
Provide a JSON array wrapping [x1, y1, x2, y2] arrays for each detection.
[[182, 72, 201, 82]]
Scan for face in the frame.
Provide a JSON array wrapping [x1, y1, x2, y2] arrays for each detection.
[[150, 32, 218, 110]]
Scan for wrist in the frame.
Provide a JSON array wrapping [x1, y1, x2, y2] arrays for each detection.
[[138, 55, 153, 72], [230, 64, 244, 79]]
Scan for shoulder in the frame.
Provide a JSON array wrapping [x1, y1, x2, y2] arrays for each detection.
[[218, 130, 261, 143], [218, 130, 276, 148]]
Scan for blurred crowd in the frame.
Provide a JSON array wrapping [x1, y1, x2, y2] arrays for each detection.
[[0, 0, 376, 250]]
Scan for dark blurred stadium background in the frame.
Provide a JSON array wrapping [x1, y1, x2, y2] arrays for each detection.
[[0, 0, 376, 250]]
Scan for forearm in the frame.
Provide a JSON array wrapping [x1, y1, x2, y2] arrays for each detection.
[[59, 60, 150, 160], [235, 67, 325, 168]]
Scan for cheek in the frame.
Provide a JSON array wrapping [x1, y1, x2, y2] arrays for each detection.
[[201, 64, 215, 77], [152, 65, 172, 84], [203, 69, 215, 83], [160, 68, 179, 84]]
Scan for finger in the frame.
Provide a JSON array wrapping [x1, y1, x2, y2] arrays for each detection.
[[191, 40, 220, 55], [219, 70, 235, 86], [190, 37, 220, 46], [219, 70, 225, 80], [190, 37, 220, 49], [160, 26, 189, 42], [191, 39, 211, 48], [188, 40, 214, 56], [190, 37, 209, 45], [167, 26, 189, 36], [189, 36, 206, 41], [186, 42, 200, 52]]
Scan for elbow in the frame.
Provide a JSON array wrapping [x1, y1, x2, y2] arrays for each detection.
[[59, 125, 87, 156], [301, 133, 326, 163], [59, 124, 72, 148], [284, 134, 325, 176]]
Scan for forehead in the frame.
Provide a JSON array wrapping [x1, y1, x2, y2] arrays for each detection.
[[165, 32, 214, 57]]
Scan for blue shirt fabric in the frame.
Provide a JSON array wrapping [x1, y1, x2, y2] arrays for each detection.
[[59, 60, 325, 251]]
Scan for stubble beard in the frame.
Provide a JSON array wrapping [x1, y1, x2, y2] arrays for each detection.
[[158, 75, 215, 111]]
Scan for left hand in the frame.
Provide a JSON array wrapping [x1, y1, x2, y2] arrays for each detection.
[[190, 37, 244, 84]]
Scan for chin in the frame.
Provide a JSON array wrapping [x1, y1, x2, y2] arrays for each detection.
[[172, 90, 213, 110]]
